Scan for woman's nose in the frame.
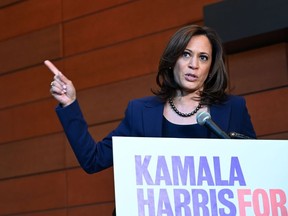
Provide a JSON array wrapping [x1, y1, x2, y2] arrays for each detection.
[[188, 57, 199, 69]]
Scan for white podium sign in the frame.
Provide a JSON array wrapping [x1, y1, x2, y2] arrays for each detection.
[[112, 137, 288, 216]]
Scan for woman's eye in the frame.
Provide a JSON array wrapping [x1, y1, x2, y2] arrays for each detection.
[[182, 51, 191, 58], [200, 55, 208, 61]]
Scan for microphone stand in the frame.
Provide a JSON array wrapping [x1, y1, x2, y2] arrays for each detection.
[[229, 132, 255, 139]]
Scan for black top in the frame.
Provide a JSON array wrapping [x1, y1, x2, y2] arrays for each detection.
[[162, 116, 210, 138]]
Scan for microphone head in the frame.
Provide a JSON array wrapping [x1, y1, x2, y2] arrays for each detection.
[[196, 111, 211, 126]]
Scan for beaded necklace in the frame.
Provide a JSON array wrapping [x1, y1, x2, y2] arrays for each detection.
[[168, 98, 201, 117]]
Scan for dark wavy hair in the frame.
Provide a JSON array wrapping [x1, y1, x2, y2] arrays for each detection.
[[153, 25, 228, 105]]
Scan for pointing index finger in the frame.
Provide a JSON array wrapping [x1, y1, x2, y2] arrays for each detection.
[[44, 60, 61, 76]]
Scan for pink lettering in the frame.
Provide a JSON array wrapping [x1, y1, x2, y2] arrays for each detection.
[[252, 189, 270, 215], [238, 189, 251, 216], [270, 189, 288, 216]]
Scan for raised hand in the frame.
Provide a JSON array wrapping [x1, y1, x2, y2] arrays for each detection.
[[44, 60, 76, 107]]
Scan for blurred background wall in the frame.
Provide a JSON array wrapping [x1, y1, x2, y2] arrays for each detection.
[[0, 0, 287, 215]]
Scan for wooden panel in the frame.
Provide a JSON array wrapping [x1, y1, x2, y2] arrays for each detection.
[[0, 73, 155, 144], [68, 203, 115, 216], [21, 209, 66, 216], [0, 0, 62, 41], [0, 24, 201, 109], [260, 132, 288, 140], [0, 28, 177, 110], [63, 0, 134, 21], [0, 133, 66, 179], [0, 0, 22, 8], [0, 99, 63, 144], [245, 88, 288, 136], [0, 172, 66, 215], [0, 25, 62, 74], [0, 62, 64, 109], [67, 168, 114, 205], [65, 121, 120, 168], [228, 43, 288, 95], [78, 74, 155, 125], [63, 29, 172, 90], [63, 0, 219, 55]]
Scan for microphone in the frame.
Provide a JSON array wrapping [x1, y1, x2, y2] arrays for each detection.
[[229, 131, 254, 139], [196, 111, 231, 139]]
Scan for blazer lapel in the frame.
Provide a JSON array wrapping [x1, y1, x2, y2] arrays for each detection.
[[210, 101, 231, 133], [142, 99, 164, 137], [141, 97, 232, 137]]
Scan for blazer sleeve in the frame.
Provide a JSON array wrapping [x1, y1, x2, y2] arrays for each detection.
[[55, 100, 134, 173]]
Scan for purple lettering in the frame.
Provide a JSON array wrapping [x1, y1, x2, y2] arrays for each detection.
[[157, 189, 173, 216], [137, 188, 155, 216], [155, 156, 172, 185], [192, 189, 210, 215], [197, 157, 214, 186], [229, 157, 246, 186], [218, 189, 236, 215], [174, 189, 192, 216], [209, 189, 218, 216], [172, 156, 196, 186], [135, 155, 154, 185], [214, 157, 229, 186]]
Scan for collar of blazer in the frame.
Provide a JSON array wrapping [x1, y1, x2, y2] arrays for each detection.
[[142, 97, 231, 137]]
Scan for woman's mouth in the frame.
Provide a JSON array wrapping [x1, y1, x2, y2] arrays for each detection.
[[185, 73, 198, 82]]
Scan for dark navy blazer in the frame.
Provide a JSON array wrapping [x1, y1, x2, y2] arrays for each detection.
[[56, 95, 256, 173]]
